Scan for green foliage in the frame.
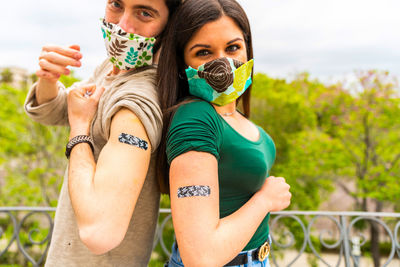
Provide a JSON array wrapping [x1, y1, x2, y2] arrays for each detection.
[[251, 73, 335, 210], [251, 73, 317, 164], [30, 73, 38, 84], [0, 82, 68, 207], [0, 68, 14, 84], [1, 69, 399, 265], [59, 71, 81, 88], [251, 71, 400, 212], [318, 71, 400, 209], [251, 70, 399, 266], [149, 194, 174, 265]]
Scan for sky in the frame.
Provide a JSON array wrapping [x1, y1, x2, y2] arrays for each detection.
[[1, 0, 399, 83]]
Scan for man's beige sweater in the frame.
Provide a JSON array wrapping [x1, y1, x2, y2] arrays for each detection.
[[24, 60, 162, 267]]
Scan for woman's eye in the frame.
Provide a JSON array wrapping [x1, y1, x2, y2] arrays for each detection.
[[226, 44, 240, 53], [196, 50, 210, 57]]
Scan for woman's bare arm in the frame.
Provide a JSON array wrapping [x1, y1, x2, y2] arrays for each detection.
[[170, 151, 291, 267]]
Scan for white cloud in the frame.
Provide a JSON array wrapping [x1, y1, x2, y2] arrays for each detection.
[[1, 0, 400, 81], [1, 0, 105, 79], [238, 0, 400, 80]]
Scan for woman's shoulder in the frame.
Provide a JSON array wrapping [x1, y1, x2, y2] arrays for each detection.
[[175, 100, 217, 117], [167, 100, 223, 163], [173, 100, 219, 124]]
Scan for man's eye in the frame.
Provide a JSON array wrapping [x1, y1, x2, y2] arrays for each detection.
[[111, 1, 122, 9], [137, 10, 154, 21], [196, 50, 210, 57], [141, 11, 152, 17]]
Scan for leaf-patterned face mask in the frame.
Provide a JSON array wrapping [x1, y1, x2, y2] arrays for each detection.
[[185, 57, 254, 106], [100, 18, 156, 70]]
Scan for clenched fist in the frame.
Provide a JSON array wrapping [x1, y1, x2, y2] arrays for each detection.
[[67, 84, 105, 138], [256, 176, 292, 212]]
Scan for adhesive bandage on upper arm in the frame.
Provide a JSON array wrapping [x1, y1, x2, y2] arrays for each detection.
[[177, 185, 211, 198], [118, 133, 148, 150]]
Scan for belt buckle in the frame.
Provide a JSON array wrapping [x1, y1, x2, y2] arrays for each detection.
[[257, 241, 270, 261]]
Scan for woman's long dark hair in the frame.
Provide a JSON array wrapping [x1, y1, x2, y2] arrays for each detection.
[[153, 0, 182, 54], [156, 0, 254, 194]]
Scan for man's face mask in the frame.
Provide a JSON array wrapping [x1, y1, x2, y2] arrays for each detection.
[[185, 57, 254, 106], [100, 19, 156, 70]]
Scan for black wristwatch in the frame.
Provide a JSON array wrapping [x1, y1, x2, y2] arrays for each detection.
[[65, 135, 94, 159]]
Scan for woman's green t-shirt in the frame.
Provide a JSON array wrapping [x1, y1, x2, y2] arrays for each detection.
[[166, 101, 276, 251]]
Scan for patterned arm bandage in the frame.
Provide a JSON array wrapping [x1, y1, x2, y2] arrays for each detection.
[[177, 185, 211, 198], [118, 133, 148, 150]]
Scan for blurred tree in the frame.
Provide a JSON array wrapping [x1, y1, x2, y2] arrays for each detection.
[[318, 71, 400, 266], [251, 73, 336, 209], [1, 70, 399, 266], [251, 71, 400, 267], [59, 71, 81, 87], [1, 68, 14, 84], [30, 73, 38, 84], [0, 81, 69, 206]]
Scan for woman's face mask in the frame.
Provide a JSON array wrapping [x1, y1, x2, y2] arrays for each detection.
[[100, 19, 156, 70], [185, 57, 254, 106]]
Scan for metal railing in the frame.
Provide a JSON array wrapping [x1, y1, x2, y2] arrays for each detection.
[[0, 207, 399, 266]]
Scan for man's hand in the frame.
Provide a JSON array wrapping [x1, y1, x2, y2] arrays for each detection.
[[37, 44, 82, 82], [67, 84, 105, 137]]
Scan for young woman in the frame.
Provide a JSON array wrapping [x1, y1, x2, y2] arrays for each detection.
[[157, 0, 292, 266], [24, 0, 180, 266]]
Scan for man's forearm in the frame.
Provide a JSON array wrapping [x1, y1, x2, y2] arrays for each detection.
[[68, 142, 98, 227], [36, 78, 59, 105]]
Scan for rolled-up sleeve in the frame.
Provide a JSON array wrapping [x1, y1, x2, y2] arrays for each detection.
[[100, 77, 163, 154], [24, 81, 69, 126], [166, 101, 222, 164]]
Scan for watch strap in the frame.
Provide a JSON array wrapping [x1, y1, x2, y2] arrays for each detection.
[[65, 135, 94, 159]]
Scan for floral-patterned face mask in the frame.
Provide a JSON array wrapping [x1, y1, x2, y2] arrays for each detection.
[[100, 19, 156, 70], [185, 57, 254, 106]]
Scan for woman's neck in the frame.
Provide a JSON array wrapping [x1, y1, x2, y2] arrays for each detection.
[[212, 102, 237, 116]]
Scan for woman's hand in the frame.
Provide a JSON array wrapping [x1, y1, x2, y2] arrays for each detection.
[[67, 84, 105, 137], [37, 44, 82, 83], [256, 176, 292, 212]]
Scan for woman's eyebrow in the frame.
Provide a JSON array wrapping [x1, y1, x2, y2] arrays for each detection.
[[133, 5, 160, 17], [189, 44, 211, 51], [227, 38, 244, 45]]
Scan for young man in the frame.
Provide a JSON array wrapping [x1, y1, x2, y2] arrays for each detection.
[[25, 1, 181, 266]]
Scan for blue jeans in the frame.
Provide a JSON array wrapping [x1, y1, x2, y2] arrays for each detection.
[[166, 242, 271, 267]]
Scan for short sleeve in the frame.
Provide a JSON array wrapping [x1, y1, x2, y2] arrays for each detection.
[[99, 68, 163, 153], [166, 101, 223, 164], [24, 81, 69, 126]]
